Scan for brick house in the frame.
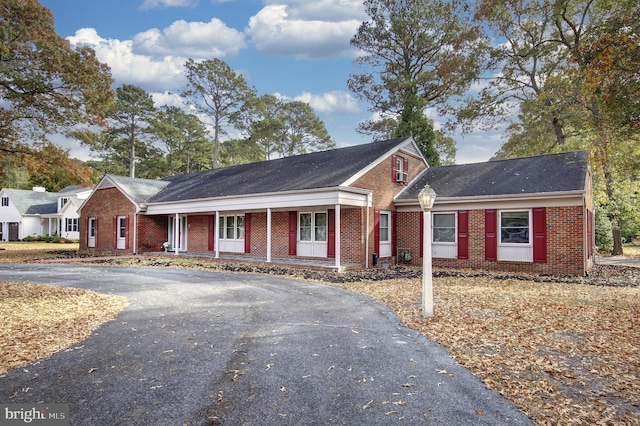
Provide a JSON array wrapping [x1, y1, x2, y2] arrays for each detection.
[[78, 137, 594, 275]]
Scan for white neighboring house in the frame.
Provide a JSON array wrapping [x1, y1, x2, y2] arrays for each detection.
[[0, 186, 93, 241]]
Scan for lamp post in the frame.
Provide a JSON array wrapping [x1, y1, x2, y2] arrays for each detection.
[[418, 184, 437, 318]]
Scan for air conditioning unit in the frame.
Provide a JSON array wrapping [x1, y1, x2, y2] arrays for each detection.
[[396, 171, 408, 182]]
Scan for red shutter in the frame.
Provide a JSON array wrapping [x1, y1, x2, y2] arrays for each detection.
[[125, 215, 130, 250], [403, 157, 409, 185], [458, 210, 469, 259], [391, 154, 397, 182], [485, 209, 497, 261], [208, 215, 214, 251], [374, 209, 380, 255], [587, 209, 594, 259], [244, 213, 251, 254], [85, 217, 89, 246], [288, 211, 297, 256], [391, 211, 397, 258], [112, 216, 117, 249], [419, 211, 424, 258], [533, 207, 547, 263], [327, 209, 335, 258]]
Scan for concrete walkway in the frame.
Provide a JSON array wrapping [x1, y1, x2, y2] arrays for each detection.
[[0, 264, 532, 425]]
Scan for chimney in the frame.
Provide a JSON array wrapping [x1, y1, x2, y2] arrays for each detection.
[[32, 186, 46, 192]]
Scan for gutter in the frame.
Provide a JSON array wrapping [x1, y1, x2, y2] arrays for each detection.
[[394, 190, 587, 207]]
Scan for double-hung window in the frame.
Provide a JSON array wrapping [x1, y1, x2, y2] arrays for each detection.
[[432, 212, 457, 259], [218, 214, 245, 253], [498, 210, 532, 262], [298, 212, 328, 257], [65, 218, 79, 232], [500, 211, 530, 244], [219, 215, 245, 240]]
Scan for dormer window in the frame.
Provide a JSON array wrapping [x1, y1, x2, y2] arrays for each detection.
[[1, 197, 8, 207], [392, 155, 409, 183], [60, 197, 69, 210]]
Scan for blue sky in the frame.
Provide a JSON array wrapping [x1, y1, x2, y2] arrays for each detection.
[[39, 0, 503, 164]]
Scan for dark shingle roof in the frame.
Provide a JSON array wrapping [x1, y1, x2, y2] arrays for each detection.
[[397, 150, 589, 201], [150, 138, 409, 203]]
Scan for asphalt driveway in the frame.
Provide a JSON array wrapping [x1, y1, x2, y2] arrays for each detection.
[[0, 264, 532, 425]]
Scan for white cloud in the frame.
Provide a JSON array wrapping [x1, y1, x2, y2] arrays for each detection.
[[265, 0, 367, 21], [274, 91, 359, 114], [293, 91, 359, 114], [140, 0, 199, 10], [246, 4, 362, 59], [68, 28, 186, 93], [132, 18, 246, 59]]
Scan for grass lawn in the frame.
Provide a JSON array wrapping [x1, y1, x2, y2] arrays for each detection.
[[0, 243, 638, 424]]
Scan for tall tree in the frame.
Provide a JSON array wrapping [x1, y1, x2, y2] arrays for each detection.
[[348, 0, 484, 163], [111, 85, 156, 178], [471, 0, 639, 254], [0, 0, 113, 186], [275, 101, 335, 157], [150, 106, 212, 175], [182, 58, 256, 169]]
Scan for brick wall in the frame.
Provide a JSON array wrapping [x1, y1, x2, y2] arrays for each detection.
[[186, 215, 210, 252], [397, 206, 588, 276], [138, 215, 168, 253], [351, 152, 427, 264], [79, 187, 137, 255]]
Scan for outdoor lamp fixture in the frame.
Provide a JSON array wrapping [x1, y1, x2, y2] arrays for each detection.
[[418, 184, 437, 318]]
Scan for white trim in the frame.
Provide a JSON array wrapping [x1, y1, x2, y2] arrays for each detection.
[[144, 186, 372, 216], [395, 191, 585, 212], [432, 211, 457, 259]]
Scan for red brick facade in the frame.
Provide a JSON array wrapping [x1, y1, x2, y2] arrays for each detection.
[[79, 146, 593, 276], [80, 187, 137, 255], [396, 205, 591, 276]]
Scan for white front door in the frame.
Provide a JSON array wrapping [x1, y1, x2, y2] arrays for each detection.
[[88, 218, 96, 248], [117, 216, 127, 249]]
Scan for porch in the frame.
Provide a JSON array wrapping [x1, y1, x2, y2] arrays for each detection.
[[144, 251, 363, 273]]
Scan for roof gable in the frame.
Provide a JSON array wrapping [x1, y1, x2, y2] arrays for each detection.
[[397, 150, 590, 201], [150, 137, 414, 203], [1, 188, 59, 215]]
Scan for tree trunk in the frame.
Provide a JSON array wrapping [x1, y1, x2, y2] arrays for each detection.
[[611, 227, 623, 256]]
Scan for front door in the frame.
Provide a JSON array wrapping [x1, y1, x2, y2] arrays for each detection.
[[88, 218, 96, 248], [8, 222, 19, 241], [117, 216, 127, 249]]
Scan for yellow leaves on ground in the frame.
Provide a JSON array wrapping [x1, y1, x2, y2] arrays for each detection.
[[0, 282, 128, 375], [336, 276, 639, 425]]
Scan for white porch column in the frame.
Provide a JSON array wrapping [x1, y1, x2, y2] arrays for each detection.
[[174, 213, 179, 255], [215, 211, 220, 259], [266, 208, 272, 263], [334, 204, 341, 269]]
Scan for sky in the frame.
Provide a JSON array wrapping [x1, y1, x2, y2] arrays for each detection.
[[39, 0, 504, 165]]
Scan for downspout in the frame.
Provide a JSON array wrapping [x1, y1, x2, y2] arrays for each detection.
[[133, 212, 137, 255]]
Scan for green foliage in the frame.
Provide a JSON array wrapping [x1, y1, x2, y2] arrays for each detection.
[[149, 106, 213, 175], [182, 58, 257, 169], [0, 0, 112, 190], [595, 207, 613, 253]]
